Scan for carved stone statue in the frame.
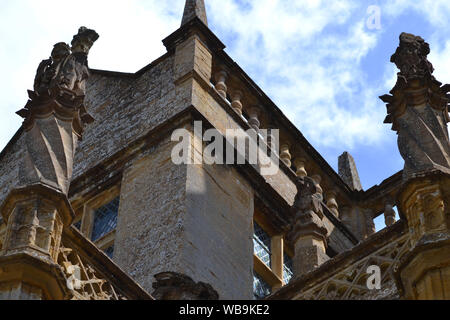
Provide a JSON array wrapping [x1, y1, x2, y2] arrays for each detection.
[[289, 177, 328, 243], [33, 42, 71, 95], [380, 33, 450, 181], [16, 27, 99, 194]]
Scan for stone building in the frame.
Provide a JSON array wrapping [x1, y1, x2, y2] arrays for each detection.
[[0, 0, 449, 300]]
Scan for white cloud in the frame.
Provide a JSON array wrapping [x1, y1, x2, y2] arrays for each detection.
[[384, 0, 450, 28], [208, 0, 384, 149]]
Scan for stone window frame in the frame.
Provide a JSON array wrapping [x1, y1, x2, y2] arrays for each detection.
[[74, 185, 121, 257], [253, 206, 294, 294], [0, 222, 6, 252]]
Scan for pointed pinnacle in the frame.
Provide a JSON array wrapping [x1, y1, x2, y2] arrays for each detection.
[[181, 0, 208, 27]]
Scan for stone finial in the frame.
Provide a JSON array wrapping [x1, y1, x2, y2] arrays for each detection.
[[152, 272, 219, 300], [181, 0, 208, 27], [338, 152, 363, 191], [380, 33, 450, 181]]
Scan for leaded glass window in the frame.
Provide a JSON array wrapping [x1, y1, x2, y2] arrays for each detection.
[[253, 272, 271, 300], [253, 222, 271, 268], [104, 245, 114, 259], [91, 197, 120, 242], [283, 253, 294, 284]]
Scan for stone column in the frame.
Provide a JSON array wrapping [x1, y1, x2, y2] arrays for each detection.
[[288, 177, 329, 277]]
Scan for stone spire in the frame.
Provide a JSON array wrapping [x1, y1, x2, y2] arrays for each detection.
[[181, 0, 208, 27], [338, 152, 363, 191]]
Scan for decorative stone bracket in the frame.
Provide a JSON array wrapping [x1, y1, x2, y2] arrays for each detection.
[[152, 272, 219, 300]]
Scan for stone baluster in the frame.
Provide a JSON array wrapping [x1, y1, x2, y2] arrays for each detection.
[[248, 107, 261, 132], [215, 70, 228, 99], [325, 190, 339, 217], [311, 174, 324, 201], [384, 203, 396, 227], [231, 90, 243, 116], [280, 144, 292, 167], [293, 158, 307, 178]]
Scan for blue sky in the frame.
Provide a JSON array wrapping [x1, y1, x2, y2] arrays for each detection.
[[1, 1, 450, 229]]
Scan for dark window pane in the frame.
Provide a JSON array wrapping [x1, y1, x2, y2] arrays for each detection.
[[253, 222, 271, 268], [104, 245, 114, 259], [253, 272, 271, 300], [91, 197, 120, 242], [73, 220, 82, 231], [283, 253, 294, 284]]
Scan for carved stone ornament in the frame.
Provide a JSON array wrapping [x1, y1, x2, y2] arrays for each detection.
[[380, 33, 450, 181], [288, 177, 328, 245], [152, 272, 219, 300], [17, 27, 99, 136], [16, 27, 99, 194]]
